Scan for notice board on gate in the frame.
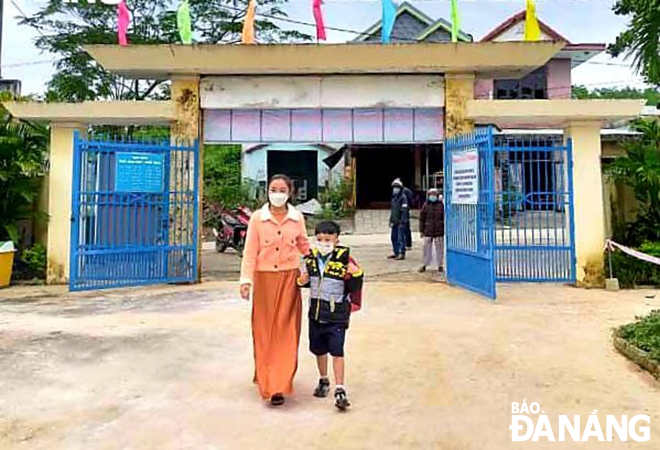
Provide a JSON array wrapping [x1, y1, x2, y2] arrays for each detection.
[[115, 152, 165, 193], [451, 149, 479, 204]]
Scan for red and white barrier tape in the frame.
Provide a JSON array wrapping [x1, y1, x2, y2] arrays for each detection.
[[605, 239, 660, 266]]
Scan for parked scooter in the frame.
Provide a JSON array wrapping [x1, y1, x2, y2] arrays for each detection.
[[211, 205, 251, 256]]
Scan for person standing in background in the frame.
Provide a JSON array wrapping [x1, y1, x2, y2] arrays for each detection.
[[402, 182, 414, 250], [418, 188, 445, 273], [388, 179, 410, 261]]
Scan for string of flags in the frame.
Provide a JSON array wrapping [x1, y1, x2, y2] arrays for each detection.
[[115, 0, 543, 46]]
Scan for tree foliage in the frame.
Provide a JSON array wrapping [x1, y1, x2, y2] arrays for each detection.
[[607, 119, 660, 245], [0, 95, 49, 243], [572, 85, 660, 106], [20, 0, 311, 102], [203, 144, 258, 210], [609, 0, 660, 86]]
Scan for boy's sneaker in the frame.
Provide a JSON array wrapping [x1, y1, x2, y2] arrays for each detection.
[[313, 378, 331, 398], [334, 387, 350, 410], [418, 265, 426, 273]]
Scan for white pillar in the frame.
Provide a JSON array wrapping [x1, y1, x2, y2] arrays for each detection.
[[47, 122, 86, 284], [564, 121, 605, 286]]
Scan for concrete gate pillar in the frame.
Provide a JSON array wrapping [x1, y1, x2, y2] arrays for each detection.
[[564, 121, 606, 286], [47, 122, 86, 284], [171, 76, 203, 281], [445, 73, 476, 137]]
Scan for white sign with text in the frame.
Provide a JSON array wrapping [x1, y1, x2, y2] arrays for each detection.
[[451, 148, 479, 205]]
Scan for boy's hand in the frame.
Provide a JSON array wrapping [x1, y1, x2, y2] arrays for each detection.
[[298, 272, 310, 284], [348, 261, 360, 275], [239, 283, 251, 300]]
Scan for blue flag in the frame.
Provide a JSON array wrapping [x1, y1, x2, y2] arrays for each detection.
[[381, 0, 397, 43]]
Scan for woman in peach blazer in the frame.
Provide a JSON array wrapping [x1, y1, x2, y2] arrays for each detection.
[[239, 174, 310, 406]]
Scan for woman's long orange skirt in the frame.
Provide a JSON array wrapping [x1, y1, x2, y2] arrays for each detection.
[[252, 269, 302, 399]]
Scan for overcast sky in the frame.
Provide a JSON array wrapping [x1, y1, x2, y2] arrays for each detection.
[[1, 0, 648, 96]]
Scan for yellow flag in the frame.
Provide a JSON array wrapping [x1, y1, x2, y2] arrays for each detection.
[[242, 0, 257, 44], [524, 0, 541, 42]]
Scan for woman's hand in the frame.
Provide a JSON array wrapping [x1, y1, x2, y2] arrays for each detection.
[[298, 272, 310, 285], [239, 283, 251, 300]]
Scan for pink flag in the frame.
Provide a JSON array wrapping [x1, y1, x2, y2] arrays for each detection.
[[312, 0, 326, 41], [118, 0, 130, 46]]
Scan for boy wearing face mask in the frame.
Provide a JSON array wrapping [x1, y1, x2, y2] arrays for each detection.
[[419, 188, 445, 273], [297, 221, 364, 411]]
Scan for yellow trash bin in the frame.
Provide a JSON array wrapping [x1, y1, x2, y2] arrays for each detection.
[[0, 241, 16, 288]]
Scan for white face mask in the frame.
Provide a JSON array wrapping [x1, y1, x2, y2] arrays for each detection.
[[269, 192, 288, 207], [316, 242, 335, 256]]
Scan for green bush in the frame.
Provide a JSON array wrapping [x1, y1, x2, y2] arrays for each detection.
[[203, 145, 258, 210], [319, 179, 354, 218], [13, 243, 47, 280], [616, 310, 660, 363], [0, 95, 49, 243], [605, 119, 660, 246], [607, 242, 660, 288]]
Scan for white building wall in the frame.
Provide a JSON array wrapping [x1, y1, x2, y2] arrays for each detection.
[[201, 75, 444, 109]]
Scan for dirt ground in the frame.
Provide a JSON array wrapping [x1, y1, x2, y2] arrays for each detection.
[[1, 238, 660, 449]]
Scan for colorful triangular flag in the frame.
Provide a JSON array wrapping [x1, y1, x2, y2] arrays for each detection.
[[242, 0, 257, 44], [313, 0, 326, 41], [381, 0, 397, 43], [524, 0, 541, 41], [450, 0, 460, 43], [117, 0, 130, 46], [177, 0, 193, 44]]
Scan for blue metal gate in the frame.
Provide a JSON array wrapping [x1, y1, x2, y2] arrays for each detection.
[[493, 134, 576, 282], [445, 127, 497, 299], [69, 133, 199, 291]]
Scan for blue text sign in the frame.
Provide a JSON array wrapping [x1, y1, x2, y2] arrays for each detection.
[[115, 152, 165, 193]]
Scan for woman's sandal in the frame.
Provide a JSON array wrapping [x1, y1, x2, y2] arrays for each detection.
[[270, 393, 285, 406]]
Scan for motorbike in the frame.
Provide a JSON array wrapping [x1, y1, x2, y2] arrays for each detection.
[[211, 205, 251, 256]]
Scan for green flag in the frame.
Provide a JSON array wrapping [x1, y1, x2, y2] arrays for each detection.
[[451, 0, 460, 43], [177, 0, 192, 44]]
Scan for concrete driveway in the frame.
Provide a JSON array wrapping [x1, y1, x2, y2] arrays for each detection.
[[202, 232, 435, 282], [0, 278, 659, 449]]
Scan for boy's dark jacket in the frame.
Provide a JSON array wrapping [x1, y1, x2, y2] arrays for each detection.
[[419, 201, 445, 237], [298, 245, 364, 326]]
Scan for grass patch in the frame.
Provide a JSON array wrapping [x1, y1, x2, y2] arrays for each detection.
[[616, 310, 660, 363]]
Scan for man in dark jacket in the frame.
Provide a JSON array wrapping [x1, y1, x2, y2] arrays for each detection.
[[419, 188, 445, 273], [388, 179, 409, 260], [403, 184, 414, 249]]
